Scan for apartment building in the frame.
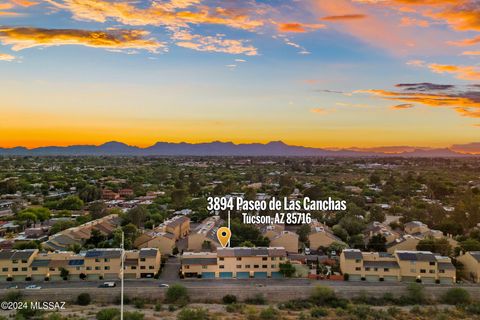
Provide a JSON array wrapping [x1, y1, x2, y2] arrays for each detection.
[[270, 231, 299, 253], [161, 215, 190, 241], [340, 249, 456, 284], [308, 223, 346, 250], [43, 214, 120, 251], [0, 248, 161, 281], [187, 216, 223, 251], [181, 247, 288, 279], [134, 230, 176, 255], [457, 251, 480, 283]]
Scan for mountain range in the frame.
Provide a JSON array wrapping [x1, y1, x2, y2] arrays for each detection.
[[0, 141, 479, 157]]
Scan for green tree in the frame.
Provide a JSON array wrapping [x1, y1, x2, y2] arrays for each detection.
[[279, 262, 296, 277], [165, 284, 189, 305], [297, 224, 311, 244], [367, 234, 387, 252]]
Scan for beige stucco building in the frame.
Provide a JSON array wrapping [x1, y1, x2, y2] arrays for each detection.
[[187, 216, 223, 252], [181, 247, 288, 279], [457, 251, 480, 283], [0, 248, 161, 281], [340, 249, 456, 284]]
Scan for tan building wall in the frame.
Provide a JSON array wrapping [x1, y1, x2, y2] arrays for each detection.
[[135, 233, 175, 255], [270, 232, 298, 253], [387, 237, 420, 254], [457, 252, 480, 283], [187, 233, 219, 252]]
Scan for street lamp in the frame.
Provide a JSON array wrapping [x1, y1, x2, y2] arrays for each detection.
[[120, 231, 125, 320]]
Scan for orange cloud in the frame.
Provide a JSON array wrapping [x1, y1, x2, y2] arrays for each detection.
[[277, 22, 326, 33], [321, 14, 367, 21], [462, 51, 480, 55], [46, 0, 264, 30], [360, 86, 480, 118], [390, 103, 414, 109], [448, 35, 480, 46], [428, 63, 480, 81], [172, 29, 257, 55], [10, 0, 38, 7], [0, 27, 164, 53], [0, 53, 15, 61], [310, 108, 330, 114], [428, 1, 480, 32], [399, 16, 429, 27]]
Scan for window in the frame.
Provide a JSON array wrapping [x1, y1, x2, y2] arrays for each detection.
[[76, 267, 81, 271], [262, 257, 267, 261], [355, 259, 361, 263], [236, 265, 242, 269], [280, 257, 285, 261], [104, 266, 110, 270], [12, 260, 18, 264], [355, 267, 361, 271], [87, 267, 92, 270], [49, 267, 55, 271], [140, 266, 146, 270], [254, 265, 259, 269], [104, 258, 110, 262], [429, 270, 435, 274], [384, 268, 389, 272], [149, 266, 154, 269], [131, 266, 137, 269], [95, 266, 100, 270], [429, 262, 435, 266], [95, 259, 100, 263], [236, 257, 242, 261], [262, 265, 267, 268], [374, 268, 378, 271], [219, 265, 225, 269], [365, 267, 371, 271], [245, 265, 250, 268], [21, 267, 27, 271], [271, 257, 276, 261], [184, 265, 189, 269], [140, 258, 146, 262], [271, 264, 276, 268], [420, 269, 426, 274], [202, 266, 207, 269], [219, 257, 224, 261], [12, 268, 18, 272], [2, 267, 8, 272], [439, 269, 445, 274], [21, 259, 27, 263]]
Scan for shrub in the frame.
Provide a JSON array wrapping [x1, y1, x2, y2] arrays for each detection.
[[154, 303, 163, 311], [259, 306, 280, 320], [442, 288, 471, 305], [132, 297, 146, 309], [226, 303, 245, 313], [165, 284, 189, 305], [310, 286, 347, 308], [466, 302, 480, 315], [244, 293, 266, 305], [124, 311, 145, 320], [222, 294, 237, 304], [77, 293, 91, 306], [96, 308, 120, 320], [310, 307, 328, 318], [3, 290, 22, 302], [279, 299, 313, 310], [177, 308, 210, 320], [400, 283, 427, 305]]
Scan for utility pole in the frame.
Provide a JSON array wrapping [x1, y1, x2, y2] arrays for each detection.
[[120, 231, 124, 320]]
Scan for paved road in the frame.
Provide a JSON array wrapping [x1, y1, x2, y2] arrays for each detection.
[[159, 257, 180, 281], [1, 278, 470, 290]]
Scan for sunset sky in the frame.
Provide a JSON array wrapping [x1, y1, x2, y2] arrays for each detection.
[[1, 0, 479, 149]]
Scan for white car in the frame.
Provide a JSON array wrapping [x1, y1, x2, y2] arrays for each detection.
[[159, 284, 169, 288], [25, 285, 41, 290]]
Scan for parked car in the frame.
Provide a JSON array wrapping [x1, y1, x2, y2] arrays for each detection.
[[7, 285, 18, 289], [159, 284, 169, 288], [99, 282, 116, 288], [25, 285, 41, 290]]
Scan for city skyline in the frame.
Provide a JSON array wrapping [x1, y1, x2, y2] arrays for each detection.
[[1, 0, 480, 148]]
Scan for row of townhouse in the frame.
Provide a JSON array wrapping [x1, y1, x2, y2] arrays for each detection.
[[42, 214, 120, 251], [181, 247, 288, 279], [134, 215, 190, 255], [0, 248, 161, 281], [340, 249, 456, 284]]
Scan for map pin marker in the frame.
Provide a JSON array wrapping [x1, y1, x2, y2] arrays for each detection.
[[217, 227, 231, 248]]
